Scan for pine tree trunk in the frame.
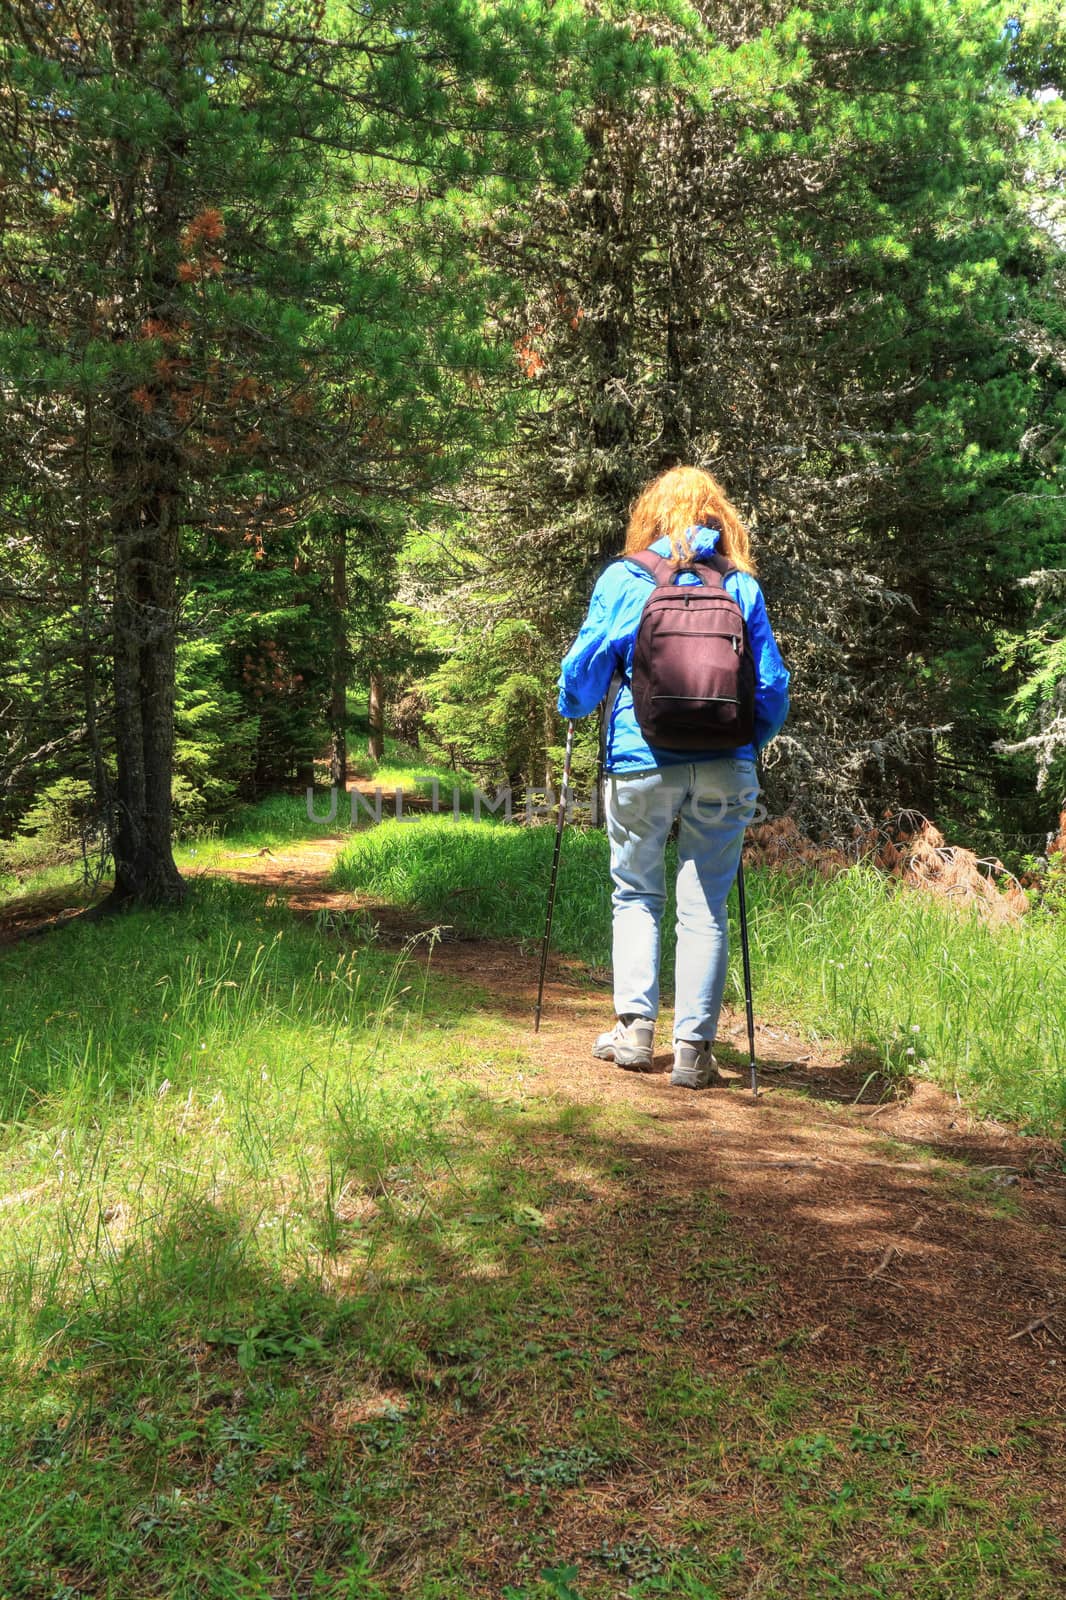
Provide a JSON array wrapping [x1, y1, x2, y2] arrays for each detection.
[[330, 527, 348, 787], [582, 114, 639, 552], [660, 124, 701, 470], [368, 672, 384, 763], [102, 9, 185, 909], [107, 437, 185, 906]]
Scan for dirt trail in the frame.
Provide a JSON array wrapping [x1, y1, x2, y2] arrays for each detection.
[[203, 836, 360, 915], [205, 838, 1066, 1422]]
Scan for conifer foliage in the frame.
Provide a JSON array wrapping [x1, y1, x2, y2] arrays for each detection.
[[454, 0, 1066, 838], [0, 1, 1063, 880], [0, 0, 663, 902]]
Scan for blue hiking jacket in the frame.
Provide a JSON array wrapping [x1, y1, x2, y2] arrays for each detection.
[[557, 525, 790, 772]]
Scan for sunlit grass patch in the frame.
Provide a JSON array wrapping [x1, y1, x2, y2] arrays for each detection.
[[0, 892, 655, 1594], [744, 865, 1066, 1134], [0, 876, 608, 1372], [185, 764, 486, 865], [0, 858, 101, 908], [333, 817, 618, 958], [0, 890, 484, 1372], [0, 879, 422, 1115], [1, 818, 1064, 1595], [334, 821, 1066, 1134]]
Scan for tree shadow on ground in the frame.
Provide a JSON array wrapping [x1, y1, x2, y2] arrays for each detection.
[[5, 1058, 1066, 1597]]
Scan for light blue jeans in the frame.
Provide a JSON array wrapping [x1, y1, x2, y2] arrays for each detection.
[[605, 759, 759, 1043]]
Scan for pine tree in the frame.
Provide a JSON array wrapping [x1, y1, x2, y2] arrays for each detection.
[[0, 0, 675, 902], [990, 5, 1066, 829], [446, 0, 1066, 839]]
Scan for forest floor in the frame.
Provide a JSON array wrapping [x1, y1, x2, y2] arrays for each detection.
[[211, 836, 1066, 1595], [1, 833, 1064, 1598]]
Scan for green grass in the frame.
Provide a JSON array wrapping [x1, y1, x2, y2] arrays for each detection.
[[745, 865, 1066, 1135], [203, 753, 480, 853], [333, 820, 1066, 1136], [0, 857, 102, 908], [0, 869, 1063, 1595], [0, 878, 426, 1118], [0, 744, 479, 901], [332, 817, 617, 955], [349, 733, 479, 807]]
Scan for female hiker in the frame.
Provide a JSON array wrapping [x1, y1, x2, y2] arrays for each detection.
[[557, 465, 790, 1088]]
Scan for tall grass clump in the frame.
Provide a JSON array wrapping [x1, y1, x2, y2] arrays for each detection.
[[0, 879, 417, 1118], [335, 821, 1066, 1135], [0, 879, 496, 1378], [744, 867, 1066, 1134], [333, 817, 620, 959]]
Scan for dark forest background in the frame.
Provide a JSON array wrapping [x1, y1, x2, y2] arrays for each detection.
[[2, 0, 1064, 903]]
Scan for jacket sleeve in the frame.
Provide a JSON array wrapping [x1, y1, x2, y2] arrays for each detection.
[[732, 574, 790, 752], [557, 566, 625, 720]]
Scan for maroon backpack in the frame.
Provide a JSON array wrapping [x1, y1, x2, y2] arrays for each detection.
[[622, 549, 756, 751]]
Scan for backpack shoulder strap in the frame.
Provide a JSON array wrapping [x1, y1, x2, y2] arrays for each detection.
[[683, 552, 742, 590], [623, 550, 676, 587], [704, 551, 739, 581]]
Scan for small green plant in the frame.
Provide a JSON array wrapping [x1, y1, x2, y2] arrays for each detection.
[[893, 1481, 957, 1526], [1039, 847, 1066, 914], [850, 1423, 910, 1455], [591, 1538, 676, 1578], [504, 1566, 586, 1600], [756, 1432, 840, 1487], [313, 906, 379, 943], [204, 1319, 326, 1373], [507, 1446, 608, 1489]]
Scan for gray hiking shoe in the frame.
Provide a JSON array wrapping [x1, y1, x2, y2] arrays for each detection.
[[670, 1041, 719, 1089], [592, 1018, 655, 1071]]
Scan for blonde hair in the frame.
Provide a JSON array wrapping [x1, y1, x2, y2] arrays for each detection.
[[624, 465, 756, 575]]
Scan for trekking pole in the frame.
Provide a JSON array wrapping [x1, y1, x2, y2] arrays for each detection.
[[735, 858, 758, 1098], [595, 700, 605, 829], [736, 754, 764, 1098], [534, 719, 574, 1033]]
